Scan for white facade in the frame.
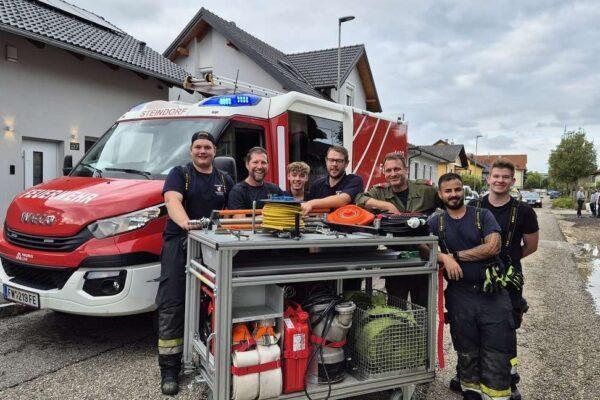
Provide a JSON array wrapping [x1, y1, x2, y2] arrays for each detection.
[[0, 31, 168, 224], [409, 153, 440, 183], [170, 29, 286, 102], [169, 28, 369, 110]]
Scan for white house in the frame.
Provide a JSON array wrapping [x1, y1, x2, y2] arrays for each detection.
[[163, 8, 382, 113], [408, 144, 447, 184], [0, 0, 188, 223]]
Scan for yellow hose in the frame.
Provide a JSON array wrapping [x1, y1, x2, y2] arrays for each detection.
[[261, 202, 305, 231]]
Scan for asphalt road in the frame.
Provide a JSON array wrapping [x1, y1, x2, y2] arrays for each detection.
[[1, 198, 598, 399]]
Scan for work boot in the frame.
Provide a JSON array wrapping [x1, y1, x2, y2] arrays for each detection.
[[511, 383, 522, 400], [450, 375, 462, 392], [161, 375, 179, 396]]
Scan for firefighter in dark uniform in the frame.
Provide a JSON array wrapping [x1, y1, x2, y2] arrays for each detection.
[[157, 131, 233, 395], [355, 151, 437, 307], [457, 158, 539, 400], [429, 173, 515, 400]]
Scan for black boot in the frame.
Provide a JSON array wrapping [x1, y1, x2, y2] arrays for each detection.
[[450, 375, 462, 392], [161, 376, 179, 396], [511, 383, 522, 400]]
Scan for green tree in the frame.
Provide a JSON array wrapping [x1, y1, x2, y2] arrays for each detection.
[[460, 173, 484, 191], [548, 129, 597, 190], [525, 171, 543, 189]]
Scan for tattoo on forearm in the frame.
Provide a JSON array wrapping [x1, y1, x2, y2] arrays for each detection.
[[458, 232, 501, 262]]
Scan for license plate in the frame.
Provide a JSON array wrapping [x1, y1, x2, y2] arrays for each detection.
[[3, 284, 40, 308]]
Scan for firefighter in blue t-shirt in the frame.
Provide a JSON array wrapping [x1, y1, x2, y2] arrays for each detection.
[[428, 173, 516, 400], [157, 131, 233, 395]]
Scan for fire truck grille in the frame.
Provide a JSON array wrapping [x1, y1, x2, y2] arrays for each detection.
[[1, 257, 75, 290], [4, 226, 92, 252]]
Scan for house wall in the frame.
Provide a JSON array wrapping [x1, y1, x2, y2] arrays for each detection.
[[169, 29, 286, 101], [331, 66, 367, 110], [515, 169, 525, 189], [409, 154, 439, 183], [0, 30, 167, 224]]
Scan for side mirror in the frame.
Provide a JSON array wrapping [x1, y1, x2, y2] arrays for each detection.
[[63, 155, 73, 176]]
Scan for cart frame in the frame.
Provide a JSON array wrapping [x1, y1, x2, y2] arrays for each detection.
[[184, 231, 438, 400]]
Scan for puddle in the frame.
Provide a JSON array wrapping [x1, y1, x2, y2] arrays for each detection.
[[576, 243, 600, 315]]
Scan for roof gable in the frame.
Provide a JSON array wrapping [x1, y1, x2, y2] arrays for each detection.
[[0, 0, 188, 85], [419, 144, 468, 166], [164, 8, 324, 99]]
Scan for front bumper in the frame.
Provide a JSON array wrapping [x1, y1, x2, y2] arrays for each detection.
[[0, 259, 160, 316]]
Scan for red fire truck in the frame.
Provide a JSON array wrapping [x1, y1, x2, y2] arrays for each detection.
[[0, 91, 406, 316]]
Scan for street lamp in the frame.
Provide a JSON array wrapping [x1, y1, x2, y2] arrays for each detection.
[[337, 15, 355, 103], [475, 134, 483, 158]]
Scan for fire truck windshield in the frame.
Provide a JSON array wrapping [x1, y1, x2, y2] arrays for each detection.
[[71, 118, 227, 179]]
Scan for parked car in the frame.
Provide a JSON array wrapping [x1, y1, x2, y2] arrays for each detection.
[[522, 191, 543, 208], [464, 185, 480, 203], [510, 188, 522, 201], [548, 190, 559, 199]]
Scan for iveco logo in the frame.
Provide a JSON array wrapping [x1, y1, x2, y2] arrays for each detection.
[[20, 212, 56, 225]]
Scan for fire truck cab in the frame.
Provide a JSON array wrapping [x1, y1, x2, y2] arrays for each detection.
[[0, 91, 407, 316]]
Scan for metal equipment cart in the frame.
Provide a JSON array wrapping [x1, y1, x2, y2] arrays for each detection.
[[184, 230, 438, 400]]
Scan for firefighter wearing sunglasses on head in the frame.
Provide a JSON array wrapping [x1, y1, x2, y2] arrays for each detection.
[[428, 173, 516, 400]]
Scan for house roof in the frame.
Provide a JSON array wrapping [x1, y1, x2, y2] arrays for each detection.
[[0, 0, 188, 86], [474, 154, 528, 170], [287, 45, 381, 111], [163, 8, 382, 112], [408, 143, 447, 161], [418, 144, 469, 167]]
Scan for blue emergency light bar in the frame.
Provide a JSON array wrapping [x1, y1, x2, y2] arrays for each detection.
[[200, 94, 262, 107]]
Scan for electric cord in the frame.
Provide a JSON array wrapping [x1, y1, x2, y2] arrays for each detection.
[[301, 290, 346, 400]]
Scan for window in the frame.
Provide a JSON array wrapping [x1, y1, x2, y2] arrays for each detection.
[[33, 151, 43, 185], [345, 84, 354, 106], [216, 121, 266, 182], [414, 162, 419, 180], [429, 165, 433, 180], [288, 111, 343, 181]]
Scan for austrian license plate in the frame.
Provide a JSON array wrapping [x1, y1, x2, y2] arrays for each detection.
[[3, 284, 40, 308]]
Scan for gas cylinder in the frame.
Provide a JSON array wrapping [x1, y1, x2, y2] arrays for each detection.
[[282, 301, 310, 393]]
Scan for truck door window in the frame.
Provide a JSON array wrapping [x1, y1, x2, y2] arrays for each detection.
[[216, 122, 265, 182], [288, 111, 343, 181]]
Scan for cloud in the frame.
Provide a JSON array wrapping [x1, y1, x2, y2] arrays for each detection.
[[69, 0, 600, 172]]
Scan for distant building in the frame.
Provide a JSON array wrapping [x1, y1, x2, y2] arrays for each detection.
[[474, 154, 528, 189], [418, 140, 469, 177], [0, 0, 188, 223], [163, 8, 382, 112], [408, 144, 447, 184]]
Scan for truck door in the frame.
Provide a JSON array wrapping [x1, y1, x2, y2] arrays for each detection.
[[215, 119, 267, 182]]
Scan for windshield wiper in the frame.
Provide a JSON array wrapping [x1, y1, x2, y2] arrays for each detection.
[[104, 167, 152, 179], [80, 162, 103, 177]]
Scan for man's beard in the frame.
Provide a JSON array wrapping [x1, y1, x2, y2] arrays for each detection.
[[250, 170, 265, 183], [445, 197, 464, 210], [329, 169, 344, 180]]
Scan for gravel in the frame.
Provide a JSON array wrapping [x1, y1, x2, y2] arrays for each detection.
[[2, 200, 598, 399]]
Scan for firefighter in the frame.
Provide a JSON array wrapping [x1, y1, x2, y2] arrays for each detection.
[[355, 151, 437, 307], [301, 145, 364, 291], [429, 173, 515, 400], [227, 146, 283, 211], [285, 161, 310, 201], [452, 158, 538, 400], [157, 131, 233, 395]]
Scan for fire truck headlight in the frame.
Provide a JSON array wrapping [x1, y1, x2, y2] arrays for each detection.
[[87, 204, 165, 239]]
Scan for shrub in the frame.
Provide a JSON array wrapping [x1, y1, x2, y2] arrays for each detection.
[[551, 197, 575, 209]]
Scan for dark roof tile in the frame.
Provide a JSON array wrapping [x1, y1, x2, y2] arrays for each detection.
[[0, 0, 188, 85]]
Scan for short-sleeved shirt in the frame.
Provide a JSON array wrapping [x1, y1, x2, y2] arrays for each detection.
[[162, 164, 234, 240], [428, 206, 501, 284], [227, 181, 283, 210], [468, 196, 539, 271], [306, 173, 364, 202]]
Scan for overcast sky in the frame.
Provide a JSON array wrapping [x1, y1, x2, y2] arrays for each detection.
[[72, 0, 600, 172]]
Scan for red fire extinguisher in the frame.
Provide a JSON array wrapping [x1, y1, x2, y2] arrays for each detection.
[[282, 301, 311, 393]]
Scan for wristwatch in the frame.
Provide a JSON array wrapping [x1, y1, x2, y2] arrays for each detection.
[[453, 251, 460, 262]]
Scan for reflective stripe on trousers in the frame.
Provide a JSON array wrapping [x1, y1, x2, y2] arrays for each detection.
[[158, 338, 184, 355]]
